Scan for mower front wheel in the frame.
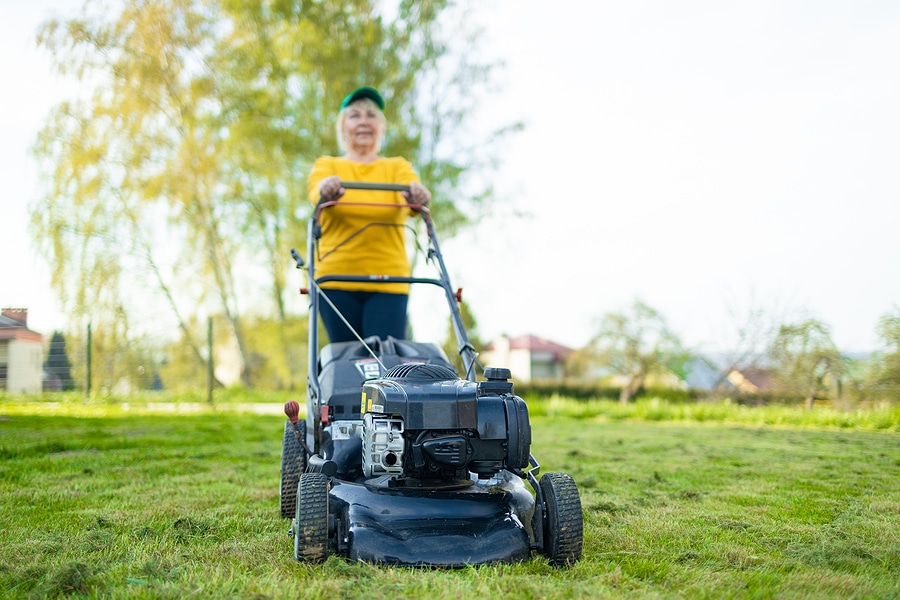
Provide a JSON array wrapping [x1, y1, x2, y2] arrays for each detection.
[[280, 420, 307, 518], [294, 472, 330, 562], [539, 472, 584, 566]]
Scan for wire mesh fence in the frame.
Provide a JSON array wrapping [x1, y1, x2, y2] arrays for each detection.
[[33, 313, 312, 399]]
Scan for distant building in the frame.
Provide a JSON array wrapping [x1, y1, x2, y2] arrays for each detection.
[[0, 308, 44, 394], [727, 367, 776, 394], [481, 334, 573, 383]]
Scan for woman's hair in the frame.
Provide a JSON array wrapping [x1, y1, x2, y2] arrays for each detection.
[[336, 97, 387, 153]]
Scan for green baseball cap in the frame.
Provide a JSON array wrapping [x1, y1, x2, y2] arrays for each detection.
[[340, 86, 385, 111]]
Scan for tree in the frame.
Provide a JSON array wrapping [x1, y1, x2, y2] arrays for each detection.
[[768, 318, 842, 409], [867, 308, 900, 401], [31, 0, 516, 390], [44, 331, 75, 391], [704, 292, 790, 394], [33, 0, 244, 386], [578, 300, 688, 404]]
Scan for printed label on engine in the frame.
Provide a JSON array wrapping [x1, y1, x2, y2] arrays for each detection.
[[360, 391, 372, 414], [354, 359, 382, 380]]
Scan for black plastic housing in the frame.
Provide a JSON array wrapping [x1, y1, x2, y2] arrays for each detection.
[[316, 337, 454, 421], [362, 365, 531, 479]]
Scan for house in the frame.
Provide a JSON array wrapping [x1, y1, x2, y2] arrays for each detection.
[[0, 308, 44, 394], [726, 367, 775, 394], [480, 334, 573, 383]]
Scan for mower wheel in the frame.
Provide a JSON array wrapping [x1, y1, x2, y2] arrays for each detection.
[[539, 472, 584, 566], [294, 472, 329, 562], [280, 420, 307, 518]]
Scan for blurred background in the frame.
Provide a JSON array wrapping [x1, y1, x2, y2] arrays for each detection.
[[2, 0, 899, 403]]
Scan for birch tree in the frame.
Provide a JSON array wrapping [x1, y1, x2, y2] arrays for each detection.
[[31, 0, 513, 388]]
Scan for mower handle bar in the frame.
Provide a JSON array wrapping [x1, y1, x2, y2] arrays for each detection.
[[305, 180, 477, 380], [314, 181, 427, 223], [340, 182, 410, 192]]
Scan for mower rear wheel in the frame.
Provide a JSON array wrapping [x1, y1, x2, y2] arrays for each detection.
[[280, 420, 307, 518], [294, 472, 329, 562], [540, 472, 583, 566]]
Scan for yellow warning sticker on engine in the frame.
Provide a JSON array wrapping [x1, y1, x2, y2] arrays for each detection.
[[360, 390, 374, 414]]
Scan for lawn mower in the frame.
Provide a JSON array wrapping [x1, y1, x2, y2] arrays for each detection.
[[280, 183, 583, 566]]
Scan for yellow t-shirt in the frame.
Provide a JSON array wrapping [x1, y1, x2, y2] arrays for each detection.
[[307, 156, 421, 293]]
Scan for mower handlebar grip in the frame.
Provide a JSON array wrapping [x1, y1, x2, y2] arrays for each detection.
[[340, 182, 410, 193]]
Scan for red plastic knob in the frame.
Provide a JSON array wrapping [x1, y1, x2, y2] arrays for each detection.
[[284, 400, 300, 423]]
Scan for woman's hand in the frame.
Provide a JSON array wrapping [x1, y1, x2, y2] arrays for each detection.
[[404, 182, 431, 207], [318, 176, 345, 202]]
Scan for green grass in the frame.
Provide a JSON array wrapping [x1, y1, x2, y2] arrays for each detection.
[[1, 398, 898, 599], [525, 395, 900, 431]]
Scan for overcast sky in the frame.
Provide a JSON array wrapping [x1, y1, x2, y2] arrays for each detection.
[[3, 1, 899, 355]]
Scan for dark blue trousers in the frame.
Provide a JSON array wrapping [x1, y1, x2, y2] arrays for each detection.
[[319, 289, 409, 343]]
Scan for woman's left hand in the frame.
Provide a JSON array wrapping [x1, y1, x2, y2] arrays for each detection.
[[404, 182, 431, 207]]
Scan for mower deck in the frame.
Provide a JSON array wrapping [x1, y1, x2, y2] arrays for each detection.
[[330, 472, 535, 566]]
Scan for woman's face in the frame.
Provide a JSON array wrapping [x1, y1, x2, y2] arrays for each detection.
[[341, 100, 384, 152]]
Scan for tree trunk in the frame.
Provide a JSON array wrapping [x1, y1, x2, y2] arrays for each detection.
[[619, 374, 645, 405]]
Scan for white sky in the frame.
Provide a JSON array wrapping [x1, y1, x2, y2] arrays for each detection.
[[3, 0, 900, 355]]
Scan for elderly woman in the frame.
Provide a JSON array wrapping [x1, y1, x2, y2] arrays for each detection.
[[307, 86, 432, 343]]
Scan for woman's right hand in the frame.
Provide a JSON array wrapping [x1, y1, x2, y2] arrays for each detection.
[[318, 176, 345, 201]]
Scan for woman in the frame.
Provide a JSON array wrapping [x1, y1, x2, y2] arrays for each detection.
[[307, 86, 432, 343]]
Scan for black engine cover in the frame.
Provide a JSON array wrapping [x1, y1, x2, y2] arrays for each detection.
[[362, 364, 531, 479]]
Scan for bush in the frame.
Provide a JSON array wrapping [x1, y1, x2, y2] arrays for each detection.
[[515, 379, 702, 403]]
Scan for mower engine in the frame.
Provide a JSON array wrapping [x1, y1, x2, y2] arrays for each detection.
[[360, 365, 531, 482]]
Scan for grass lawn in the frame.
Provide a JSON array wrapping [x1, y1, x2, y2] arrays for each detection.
[[1, 399, 898, 599]]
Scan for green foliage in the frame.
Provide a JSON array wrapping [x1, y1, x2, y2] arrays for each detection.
[[870, 308, 900, 400], [573, 300, 690, 404], [769, 309, 900, 407], [518, 379, 701, 404], [155, 315, 211, 392], [769, 317, 842, 408], [88, 325, 155, 393], [58, 326, 161, 394], [241, 313, 310, 390], [157, 313, 310, 391]]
